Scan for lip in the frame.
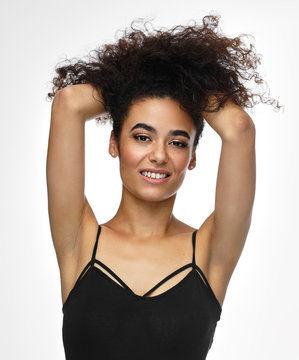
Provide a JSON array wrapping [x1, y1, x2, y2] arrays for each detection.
[[139, 170, 170, 184]]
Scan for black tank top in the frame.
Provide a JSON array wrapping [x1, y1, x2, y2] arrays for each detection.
[[62, 224, 222, 360]]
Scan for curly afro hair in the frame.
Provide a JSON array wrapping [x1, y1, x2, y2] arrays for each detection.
[[47, 14, 282, 149]]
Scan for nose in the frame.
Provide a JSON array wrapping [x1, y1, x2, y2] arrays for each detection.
[[149, 140, 169, 164]]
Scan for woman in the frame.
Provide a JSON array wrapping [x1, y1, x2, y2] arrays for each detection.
[[46, 14, 280, 360]]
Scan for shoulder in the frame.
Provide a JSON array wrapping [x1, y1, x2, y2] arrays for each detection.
[[170, 214, 215, 268], [172, 212, 214, 237]]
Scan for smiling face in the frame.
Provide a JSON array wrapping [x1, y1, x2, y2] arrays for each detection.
[[109, 96, 197, 202]]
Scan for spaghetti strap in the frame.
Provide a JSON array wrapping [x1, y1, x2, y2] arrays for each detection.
[[143, 263, 193, 297], [142, 229, 198, 297], [67, 224, 102, 291], [191, 229, 213, 290], [91, 224, 102, 264], [192, 229, 198, 267], [90, 224, 133, 292]]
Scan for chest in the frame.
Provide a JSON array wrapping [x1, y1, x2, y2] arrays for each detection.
[[62, 267, 220, 360], [61, 223, 211, 305]]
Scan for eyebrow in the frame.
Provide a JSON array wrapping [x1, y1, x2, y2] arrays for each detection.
[[129, 123, 190, 140]]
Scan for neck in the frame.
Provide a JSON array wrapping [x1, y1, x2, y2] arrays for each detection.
[[107, 185, 177, 239]]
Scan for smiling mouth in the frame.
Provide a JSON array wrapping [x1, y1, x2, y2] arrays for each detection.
[[139, 171, 170, 179]]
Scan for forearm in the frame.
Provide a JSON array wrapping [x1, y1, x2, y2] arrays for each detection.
[[53, 83, 106, 121], [202, 97, 254, 141]]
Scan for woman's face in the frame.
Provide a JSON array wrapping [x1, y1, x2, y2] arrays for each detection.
[[109, 97, 197, 202]]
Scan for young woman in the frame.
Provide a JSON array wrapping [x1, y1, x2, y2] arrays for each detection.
[[46, 15, 280, 360]]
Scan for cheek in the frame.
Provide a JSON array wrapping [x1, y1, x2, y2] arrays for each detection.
[[171, 152, 190, 172], [119, 142, 144, 172]]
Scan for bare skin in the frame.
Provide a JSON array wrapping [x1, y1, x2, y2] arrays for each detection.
[[47, 84, 255, 309]]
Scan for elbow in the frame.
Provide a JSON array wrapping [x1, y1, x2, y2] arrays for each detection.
[[52, 86, 79, 114], [235, 116, 255, 133], [225, 116, 256, 142]]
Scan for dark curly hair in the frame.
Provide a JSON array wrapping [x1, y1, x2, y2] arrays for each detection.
[[47, 14, 282, 149]]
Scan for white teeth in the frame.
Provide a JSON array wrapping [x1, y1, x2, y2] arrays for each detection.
[[141, 171, 168, 179]]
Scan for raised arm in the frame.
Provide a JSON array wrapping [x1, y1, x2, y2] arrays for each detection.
[[201, 98, 256, 306], [46, 84, 105, 267]]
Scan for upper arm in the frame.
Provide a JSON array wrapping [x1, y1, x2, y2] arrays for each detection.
[[46, 88, 87, 264], [207, 117, 256, 291]]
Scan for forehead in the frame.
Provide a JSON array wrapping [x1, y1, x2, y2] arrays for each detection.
[[122, 97, 195, 133]]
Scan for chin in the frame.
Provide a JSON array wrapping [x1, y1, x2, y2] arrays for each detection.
[[134, 188, 177, 202]]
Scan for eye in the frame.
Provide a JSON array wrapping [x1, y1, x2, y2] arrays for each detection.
[[133, 135, 150, 142], [171, 141, 187, 148]]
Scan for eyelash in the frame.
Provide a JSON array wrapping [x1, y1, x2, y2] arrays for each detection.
[[133, 135, 188, 148]]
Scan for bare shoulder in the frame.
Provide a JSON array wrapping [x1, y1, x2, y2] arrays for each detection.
[[173, 213, 215, 280], [173, 212, 214, 249], [176, 212, 228, 308], [171, 212, 213, 233]]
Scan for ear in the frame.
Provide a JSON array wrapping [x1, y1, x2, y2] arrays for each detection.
[[109, 130, 119, 158], [188, 151, 196, 170]]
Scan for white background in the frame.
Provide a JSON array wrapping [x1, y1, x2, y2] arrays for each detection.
[[1, 0, 298, 359]]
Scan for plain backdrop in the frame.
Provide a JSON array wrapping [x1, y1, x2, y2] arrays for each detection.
[[1, 0, 298, 359]]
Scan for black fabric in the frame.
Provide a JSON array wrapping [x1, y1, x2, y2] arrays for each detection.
[[62, 224, 222, 360]]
